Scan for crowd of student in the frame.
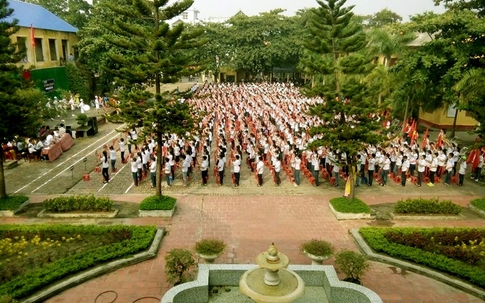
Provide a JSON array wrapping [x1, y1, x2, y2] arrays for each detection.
[[100, 82, 482, 189]]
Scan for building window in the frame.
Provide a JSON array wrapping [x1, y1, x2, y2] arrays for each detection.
[[446, 103, 457, 118], [16, 37, 27, 62], [182, 12, 188, 19], [34, 38, 44, 62], [49, 39, 57, 61]]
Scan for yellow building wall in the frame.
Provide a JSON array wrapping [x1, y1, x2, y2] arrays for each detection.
[[419, 107, 478, 130], [12, 27, 78, 69]]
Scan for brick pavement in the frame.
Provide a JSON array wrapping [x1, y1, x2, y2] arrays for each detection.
[[3, 122, 485, 303]]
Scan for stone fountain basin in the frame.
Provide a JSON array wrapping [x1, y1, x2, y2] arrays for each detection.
[[161, 264, 382, 303]]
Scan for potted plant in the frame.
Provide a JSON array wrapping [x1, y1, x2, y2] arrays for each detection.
[[301, 239, 334, 265], [194, 238, 226, 263], [335, 249, 370, 285], [164, 248, 196, 285], [76, 113, 89, 126]]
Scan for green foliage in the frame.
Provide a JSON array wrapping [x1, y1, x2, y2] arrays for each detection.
[[0, 224, 156, 300], [471, 198, 485, 211], [364, 8, 403, 28], [139, 195, 176, 210], [164, 248, 196, 285], [335, 249, 370, 280], [330, 197, 371, 214], [301, 239, 334, 256], [0, 0, 44, 198], [0, 195, 28, 211], [65, 63, 90, 102], [194, 238, 226, 255], [76, 113, 89, 126], [360, 227, 485, 287], [394, 197, 462, 215], [43, 195, 113, 212], [24, 0, 92, 29]]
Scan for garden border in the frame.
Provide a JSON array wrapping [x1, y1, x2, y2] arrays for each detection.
[[389, 212, 465, 220], [469, 204, 485, 218], [0, 199, 30, 217], [349, 228, 485, 300], [21, 228, 165, 303], [37, 209, 119, 218], [329, 203, 374, 220]]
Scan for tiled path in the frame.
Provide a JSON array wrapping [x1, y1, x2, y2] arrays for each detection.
[[3, 121, 485, 303]]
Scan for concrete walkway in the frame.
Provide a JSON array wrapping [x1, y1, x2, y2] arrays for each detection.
[[3, 122, 485, 303]]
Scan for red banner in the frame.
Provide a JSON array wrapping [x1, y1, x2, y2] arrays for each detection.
[[30, 24, 35, 48]]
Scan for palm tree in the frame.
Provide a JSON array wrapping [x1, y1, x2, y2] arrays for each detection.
[[368, 28, 415, 68]]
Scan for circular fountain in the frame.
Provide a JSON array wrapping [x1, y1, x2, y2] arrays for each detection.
[[239, 243, 305, 303]]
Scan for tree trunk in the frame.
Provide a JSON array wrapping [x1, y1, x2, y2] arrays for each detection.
[[401, 95, 410, 135], [451, 109, 459, 139], [0, 151, 6, 198], [349, 165, 356, 201], [156, 130, 163, 196]]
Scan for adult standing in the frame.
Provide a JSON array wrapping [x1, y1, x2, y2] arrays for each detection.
[[416, 154, 426, 187], [458, 156, 467, 186], [401, 156, 410, 187], [428, 153, 438, 187], [101, 150, 110, 183], [444, 153, 454, 186], [274, 156, 281, 186], [367, 154, 376, 187], [217, 154, 225, 185], [164, 157, 172, 186], [119, 138, 126, 163], [200, 155, 209, 185], [380, 153, 390, 186], [292, 154, 301, 186], [181, 154, 190, 186]]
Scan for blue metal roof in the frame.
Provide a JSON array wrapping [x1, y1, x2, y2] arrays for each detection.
[[7, 0, 78, 33]]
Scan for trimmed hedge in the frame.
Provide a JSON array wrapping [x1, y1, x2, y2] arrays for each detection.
[[0, 195, 29, 211], [330, 197, 371, 214], [139, 195, 176, 210], [43, 195, 113, 212], [471, 198, 485, 211], [0, 224, 157, 300], [360, 227, 485, 288], [394, 197, 461, 215]]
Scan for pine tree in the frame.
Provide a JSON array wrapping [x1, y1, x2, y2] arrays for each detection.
[[100, 0, 204, 196], [0, 0, 43, 198], [302, 0, 385, 199]]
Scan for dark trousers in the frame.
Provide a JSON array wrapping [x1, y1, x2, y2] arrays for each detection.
[[121, 151, 125, 163], [409, 164, 416, 177], [275, 171, 281, 185], [401, 171, 407, 186], [258, 173, 263, 186], [417, 171, 423, 186], [430, 171, 436, 184], [111, 159, 116, 171], [201, 170, 208, 184], [368, 170, 374, 186], [132, 172, 138, 186], [234, 172, 240, 186], [459, 173, 464, 185], [218, 170, 224, 185], [138, 168, 142, 181], [151, 172, 156, 187], [102, 167, 109, 182]]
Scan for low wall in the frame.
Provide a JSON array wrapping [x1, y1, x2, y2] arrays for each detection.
[[161, 264, 382, 303]]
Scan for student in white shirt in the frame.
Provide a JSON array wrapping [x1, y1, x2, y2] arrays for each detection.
[[109, 146, 117, 172], [164, 157, 172, 186], [217, 154, 225, 185], [292, 154, 301, 186], [401, 156, 410, 187], [233, 154, 241, 187], [131, 157, 139, 186], [200, 155, 209, 185], [119, 138, 126, 163], [101, 150, 110, 183], [256, 156, 264, 186], [458, 157, 467, 186], [150, 156, 157, 188], [181, 154, 191, 186]]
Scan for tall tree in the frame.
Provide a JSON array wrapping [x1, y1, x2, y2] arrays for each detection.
[[0, 0, 43, 198], [365, 8, 403, 28], [302, 0, 385, 200], [102, 0, 203, 196]]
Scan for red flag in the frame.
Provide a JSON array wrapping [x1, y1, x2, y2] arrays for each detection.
[[422, 128, 429, 148], [30, 24, 35, 48]]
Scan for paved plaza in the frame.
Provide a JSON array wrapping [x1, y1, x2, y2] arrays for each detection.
[[3, 119, 485, 303]]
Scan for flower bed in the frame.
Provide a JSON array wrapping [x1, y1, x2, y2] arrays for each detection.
[[43, 195, 113, 212], [0, 224, 157, 301], [360, 227, 485, 288], [329, 197, 371, 214]]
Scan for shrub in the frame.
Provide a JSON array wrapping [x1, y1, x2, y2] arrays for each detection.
[[330, 197, 371, 214], [0, 195, 28, 211], [43, 195, 113, 212], [195, 238, 226, 255], [471, 198, 485, 211], [360, 227, 485, 288], [165, 248, 196, 285], [139, 195, 176, 210], [76, 113, 89, 126], [301, 239, 334, 256], [0, 224, 156, 300], [394, 197, 461, 215], [335, 249, 369, 281]]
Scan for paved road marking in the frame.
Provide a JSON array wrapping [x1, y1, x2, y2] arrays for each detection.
[[13, 130, 120, 194], [98, 160, 130, 192]]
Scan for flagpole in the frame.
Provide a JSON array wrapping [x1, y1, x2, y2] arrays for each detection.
[[30, 23, 36, 67]]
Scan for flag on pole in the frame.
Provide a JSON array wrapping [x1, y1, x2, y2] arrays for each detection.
[[422, 128, 429, 148], [30, 24, 35, 48]]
